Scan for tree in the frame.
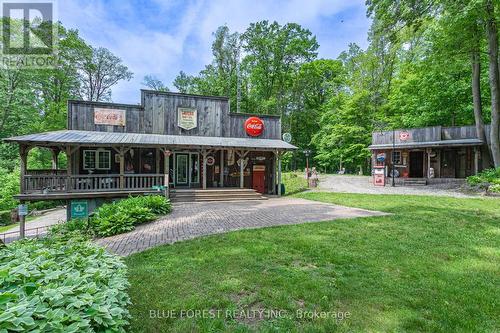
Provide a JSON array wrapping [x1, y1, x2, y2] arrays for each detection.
[[142, 75, 169, 91], [77, 47, 133, 101], [485, 0, 500, 166]]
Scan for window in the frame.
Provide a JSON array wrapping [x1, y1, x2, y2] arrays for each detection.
[[97, 150, 111, 170], [83, 149, 111, 170], [392, 151, 402, 165], [83, 150, 96, 170]]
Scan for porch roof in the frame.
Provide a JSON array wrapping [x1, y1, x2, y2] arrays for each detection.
[[369, 138, 484, 150], [4, 130, 297, 151]]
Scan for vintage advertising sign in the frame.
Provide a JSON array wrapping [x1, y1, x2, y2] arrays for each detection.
[[71, 200, 88, 219], [178, 107, 197, 130], [206, 156, 215, 166], [399, 131, 410, 141], [244, 117, 264, 137], [94, 108, 126, 126]]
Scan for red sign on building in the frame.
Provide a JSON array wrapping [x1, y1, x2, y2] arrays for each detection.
[[245, 117, 264, 137]]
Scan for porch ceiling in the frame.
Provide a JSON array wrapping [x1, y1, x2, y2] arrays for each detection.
[[369, 138, 484, 150], [4, 130, 297, 151]]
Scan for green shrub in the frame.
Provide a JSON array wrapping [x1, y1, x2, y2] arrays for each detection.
[[489, 184, 500, 193], [467, 167, 500, 185], [0, 210, 12, 226], [49, 218, 94, 237], [282, 172, 308, 195], [0, 235, 131, 332], [91, 195, 171, 237]]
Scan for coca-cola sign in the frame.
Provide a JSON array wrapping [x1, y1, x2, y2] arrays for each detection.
[[244, 117, 264, 137]]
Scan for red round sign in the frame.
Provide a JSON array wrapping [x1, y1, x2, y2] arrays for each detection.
[[244, 117, 264, 137]]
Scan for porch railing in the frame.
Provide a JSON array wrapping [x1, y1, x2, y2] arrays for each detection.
[[23, 174, 166, 193]]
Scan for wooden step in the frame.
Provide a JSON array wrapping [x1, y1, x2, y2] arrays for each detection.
[[402, 179, 427, 186], [169, 188, 266, 203]]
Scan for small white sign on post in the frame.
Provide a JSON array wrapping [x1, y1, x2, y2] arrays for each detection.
[[18, 204, 28, 216]]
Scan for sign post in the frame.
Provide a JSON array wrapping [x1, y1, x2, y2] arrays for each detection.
[[18, 204, 28, 239], [70, 200, 88, 219]]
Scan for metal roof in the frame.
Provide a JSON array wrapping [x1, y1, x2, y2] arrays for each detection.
[[4, 130, 297, 150], [369, 138, 484, 150]]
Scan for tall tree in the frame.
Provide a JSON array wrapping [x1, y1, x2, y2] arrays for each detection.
[[485, 0, 500, 166], [142, 75, 169, 91], [77, 47, 133, 101]]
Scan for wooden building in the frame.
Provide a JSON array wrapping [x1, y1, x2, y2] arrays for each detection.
[[5, 90, 296, 209], [369, 125, 494, 183]]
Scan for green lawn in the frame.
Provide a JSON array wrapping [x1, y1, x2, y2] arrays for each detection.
[[125, 193, 499, 332]]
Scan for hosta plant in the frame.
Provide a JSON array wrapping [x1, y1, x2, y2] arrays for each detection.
[[0, 235, 131, 332]]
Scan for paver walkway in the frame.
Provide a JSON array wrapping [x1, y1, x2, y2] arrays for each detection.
[[1, 208, 66, 243], [95, 197, 387, 256]]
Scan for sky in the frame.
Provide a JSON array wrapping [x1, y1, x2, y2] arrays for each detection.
[[58, 0, 371, 104]]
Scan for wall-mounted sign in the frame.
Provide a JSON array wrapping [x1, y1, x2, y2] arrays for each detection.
[[178, 107, 197, 130], [206, 156, 215, 166], [244, 117, 264, 137], [376, 153, 386, 162], [399, 131, 410, 141], [94, 108, 126, 126]]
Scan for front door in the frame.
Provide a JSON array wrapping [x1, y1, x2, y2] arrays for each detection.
[[252, 165, 266, 194], [409, 151, 424, 178], [441, 150, 456, 178], [176, 154, 189, 186]]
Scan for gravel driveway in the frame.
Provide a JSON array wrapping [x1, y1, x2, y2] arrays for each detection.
[[317, 175, 475, 198]]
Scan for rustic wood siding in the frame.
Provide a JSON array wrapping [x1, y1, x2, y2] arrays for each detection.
[[229, 114, 281, 139], [372, 126, 483, 145], [68, 91, 282, 140]]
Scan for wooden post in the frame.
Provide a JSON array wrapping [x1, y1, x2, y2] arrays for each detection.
[[278, 151, 282, 196], [155, 148, 161, 174], [272, 151, 277, 195], [119, 148, 125, 189], [162, 149, 171, 197], [474, 147, 480, 174], [239, 150, 244, 189], [19, 201, 25, 239], [51, 148, 60, 170], [19, 145, 29, 193], [427, 148, 432, 179], [220, 149, 224, 187], [66, 146, 73, 192], [202, 150, 207, 190]]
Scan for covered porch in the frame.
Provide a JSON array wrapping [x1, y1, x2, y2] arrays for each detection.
[[6, 130, 295, 201]]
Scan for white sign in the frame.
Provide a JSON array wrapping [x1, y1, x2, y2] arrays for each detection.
[[178, 107, 197, 130], [282, 133, 292, 143], [18, 204, 28, 216], [94, 108, 126, 126]]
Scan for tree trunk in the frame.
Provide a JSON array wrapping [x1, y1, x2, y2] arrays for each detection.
[[471, 50, 486, 142], [486, 0, 500, 167]]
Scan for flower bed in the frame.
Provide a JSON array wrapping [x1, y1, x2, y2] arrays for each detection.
[[0, 234, 131, 332], [51, 195, 172, 238]]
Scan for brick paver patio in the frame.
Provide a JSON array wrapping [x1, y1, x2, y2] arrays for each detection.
[[95, 197, 387, 256]]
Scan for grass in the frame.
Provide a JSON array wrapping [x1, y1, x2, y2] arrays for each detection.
[[125, 193, 500, 332], [282, 172, 308, 195]]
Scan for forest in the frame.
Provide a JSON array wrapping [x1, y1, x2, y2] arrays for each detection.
[[1, 0, 499, 211]]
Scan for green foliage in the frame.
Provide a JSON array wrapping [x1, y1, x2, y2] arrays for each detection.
[[0, 235, 131, 332], [0, 210, 12, 226], [467, 167, 500, 186], [0, 168, 19, 211], [281, 172, 308, 195], [91, 196, 171, 237]]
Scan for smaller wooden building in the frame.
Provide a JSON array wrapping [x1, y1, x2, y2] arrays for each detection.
[[369, 125, 494, 182]]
